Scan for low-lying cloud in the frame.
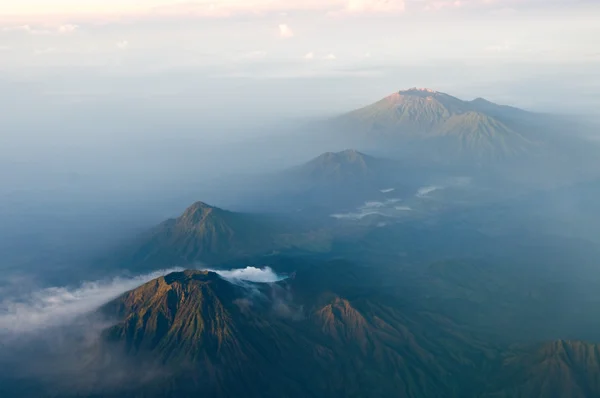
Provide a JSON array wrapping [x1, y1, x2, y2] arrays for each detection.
[[0, 268, 182, 335], [212, 266, 285, 283], [331, 198, 406, 220], [416, 185, 443, 198]]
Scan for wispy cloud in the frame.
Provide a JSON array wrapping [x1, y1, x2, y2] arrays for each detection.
[[416, 185, 443, 197], [1, 0, 410, 22], [57, 23, 78, 34], [211, 266, 285, 283], [1, 23, 78, 34], [341, 0, 406, 14], [116, 40, 129, 50], [278, 23, 294, 39], [0, 268, 183, 335]]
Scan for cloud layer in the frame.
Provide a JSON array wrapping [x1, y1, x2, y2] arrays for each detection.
[[0, 268, 182, 334], [0, 0, 409, 21]]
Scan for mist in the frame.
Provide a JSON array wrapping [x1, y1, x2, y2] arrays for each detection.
[[1, 2, 600, 397]]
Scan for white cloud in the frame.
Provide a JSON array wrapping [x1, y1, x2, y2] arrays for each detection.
[[211, 266, 285, 283], [0, 268, 183, 334], [278, 23, 294, 39], [33, 47, 56, 55], [1, 24, 50, 34], [416, 185, 443, 197], [116, 40, 129, 50], [57, 24, 78, 34], [304, 51, 315, 60], [485, 40, 512, 53], [325, 53, 337, 60], [343, 0, 406, 14], [0, 1, 412, 22], [2, 23, 78, 34]]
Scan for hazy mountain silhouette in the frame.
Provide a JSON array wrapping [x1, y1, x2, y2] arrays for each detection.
[[485, 340, 600, 398], [289, 149, 384, 183], [121, 202, 277, 270], [335, 88, 536, 161]]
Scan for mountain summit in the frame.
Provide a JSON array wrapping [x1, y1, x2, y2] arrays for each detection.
[[296, 149, 378, 181], [336, 89, 535, 161], [124, 202, 275, 269]]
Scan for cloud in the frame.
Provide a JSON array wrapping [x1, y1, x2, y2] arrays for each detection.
[[0, 1, 410, 22], [380, 188, 395, 193], [0, 268, 183, 335], [1, 24, 50, 34], [57, 23, 78, 33], [116, 40, 129, 50], [331, 210, 384, 220], [343, 0, 406, 14], [211, 266, 285, 283], [33, 47, 56, 55], [1, 23, 77, 34], [278, 23, 294, 39], [423, 0, 464, 11], [325, 53, 337, 60], [304, 51, 315, 60], [485, 41, 512, 53], [331, 198, 407, 220], [416, 185, 443, 197]]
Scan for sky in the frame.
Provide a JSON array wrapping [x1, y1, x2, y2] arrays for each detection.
[[1, 0, 599, 172], [1, 1, 598, 115]]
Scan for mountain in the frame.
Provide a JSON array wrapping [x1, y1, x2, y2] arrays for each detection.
[[89, 267, 600, 398], [485, 340, 600, 398], [122, 202, 277, 270], [335, 88, 537, 161], [289, 149, 383, 183], [263, 149, 416, 213], [91, 268, 492, 398]]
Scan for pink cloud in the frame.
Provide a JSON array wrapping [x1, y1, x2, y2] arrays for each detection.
[[278, 24, 294, 38], [1, 0, 408, 23]]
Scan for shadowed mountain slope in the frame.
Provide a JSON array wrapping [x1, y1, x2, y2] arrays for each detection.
[[120, 202, 278, 270], [89, 268, 495, 398], [484, 340, 600, 398]]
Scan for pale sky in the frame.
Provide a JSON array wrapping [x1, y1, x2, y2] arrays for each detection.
[[0, 0, 599, 120]]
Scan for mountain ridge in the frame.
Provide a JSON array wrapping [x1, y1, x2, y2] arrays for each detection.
[[335, 88, 537, 161]]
